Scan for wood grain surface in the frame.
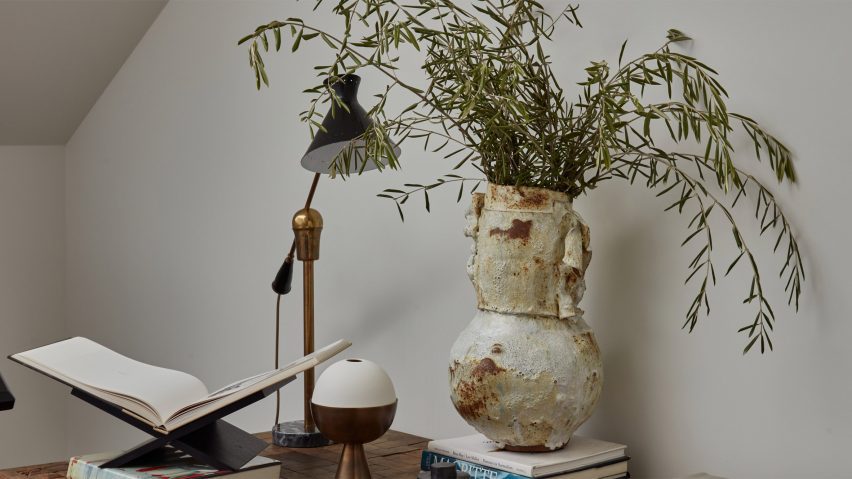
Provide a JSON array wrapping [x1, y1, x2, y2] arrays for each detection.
[[0, 430, 428, 479]]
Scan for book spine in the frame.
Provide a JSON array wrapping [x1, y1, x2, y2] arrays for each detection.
[[68, 458, 106, 479], [425, 443, 532, 476], [67, 459, 134, 479], [421, 451, 533, 479]]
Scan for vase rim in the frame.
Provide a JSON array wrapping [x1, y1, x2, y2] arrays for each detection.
[[483, 182, 571, 211]]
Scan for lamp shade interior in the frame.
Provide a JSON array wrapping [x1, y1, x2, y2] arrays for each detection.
[[312, 359, 396, 408], [300, 139, 401, 174]]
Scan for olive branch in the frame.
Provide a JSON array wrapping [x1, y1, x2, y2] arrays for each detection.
[[238, 1, 803, 354]]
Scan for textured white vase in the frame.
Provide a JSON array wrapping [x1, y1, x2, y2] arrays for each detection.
[[449, 183, 603, 451]]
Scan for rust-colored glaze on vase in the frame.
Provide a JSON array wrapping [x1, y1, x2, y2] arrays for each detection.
[[449, 183, 603, 451]]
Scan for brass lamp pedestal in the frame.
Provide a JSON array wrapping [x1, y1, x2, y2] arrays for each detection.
[[311, 402, 398, 479], [272, 205, 333, 448]]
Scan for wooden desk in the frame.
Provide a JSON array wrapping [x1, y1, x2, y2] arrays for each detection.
[[0, 430, 428, 479]]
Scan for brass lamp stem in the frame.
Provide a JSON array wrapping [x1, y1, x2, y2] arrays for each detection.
[[292, 175, 323, 433], [302, 259, 315, 432], [304, 173, 321, 210]]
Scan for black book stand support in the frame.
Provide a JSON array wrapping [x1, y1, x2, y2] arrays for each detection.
[[71, 375, 296, 471], [0, 373, 14, 411]]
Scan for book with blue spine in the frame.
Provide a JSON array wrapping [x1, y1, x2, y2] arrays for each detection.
[[421, 450, 629, 479], [422, 434, 628, 478]]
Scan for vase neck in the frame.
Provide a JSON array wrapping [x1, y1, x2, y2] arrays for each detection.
[[485, 183, 572, 213]]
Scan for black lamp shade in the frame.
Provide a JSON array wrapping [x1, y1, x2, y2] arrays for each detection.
[[271, 257, 294, 295], [300, 75, 401, 174], [0, 373, 14, 411]]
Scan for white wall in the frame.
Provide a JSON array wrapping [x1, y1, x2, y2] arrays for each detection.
[[60, 1, 852, 478], [0, 146, 67, 466], [63, 0, 478, 459]]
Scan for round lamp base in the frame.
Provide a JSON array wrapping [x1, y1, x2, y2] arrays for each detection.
[[272, 420, 333, 448]]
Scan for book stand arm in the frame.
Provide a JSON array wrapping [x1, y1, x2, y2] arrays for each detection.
[[0, 373, 13, 411], [71, 375, 296, 471]]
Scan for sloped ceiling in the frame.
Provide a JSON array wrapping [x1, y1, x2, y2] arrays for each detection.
[[0, 0, 168, 145]]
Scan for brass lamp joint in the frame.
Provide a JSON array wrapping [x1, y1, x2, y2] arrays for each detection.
[[292, 208, 323, 261]]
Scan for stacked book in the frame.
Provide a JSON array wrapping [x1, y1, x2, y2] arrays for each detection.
[[420, 434, 629, 479], [67, 448, 281, 479]]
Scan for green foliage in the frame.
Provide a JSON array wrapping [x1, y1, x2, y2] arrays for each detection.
[[239, 2, 803, 354]]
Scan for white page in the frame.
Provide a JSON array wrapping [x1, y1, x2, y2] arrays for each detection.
[[162, 340, 351, 430], [207, 369, 280, 398], [14, 337, 208, 425]]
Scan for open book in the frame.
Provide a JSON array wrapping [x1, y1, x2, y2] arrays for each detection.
[[10, 337, 350, 433]]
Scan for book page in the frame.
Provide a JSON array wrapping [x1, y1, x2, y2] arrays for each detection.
[[162, 339, 351, 430], [206, 369, 281, 398], [12, 337, 208, 425]]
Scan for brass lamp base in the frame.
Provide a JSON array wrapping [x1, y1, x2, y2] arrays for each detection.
[[311, 401, 398, 479], [337, 443, 371, 479]]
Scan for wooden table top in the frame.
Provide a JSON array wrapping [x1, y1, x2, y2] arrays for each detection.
[[0, 430, 428, 479]]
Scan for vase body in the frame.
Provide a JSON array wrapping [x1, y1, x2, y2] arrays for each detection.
[[449, 183, 603, 451]]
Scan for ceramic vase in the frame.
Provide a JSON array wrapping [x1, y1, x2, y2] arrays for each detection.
[[449, 183, 603, 451]]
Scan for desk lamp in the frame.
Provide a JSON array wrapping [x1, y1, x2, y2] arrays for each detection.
[[311, 359, 397, 479], [0, 372, 14, 411], [271, 74, 400, 447]]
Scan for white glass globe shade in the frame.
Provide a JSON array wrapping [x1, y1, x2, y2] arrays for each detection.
[[312, 359, 396, 408]]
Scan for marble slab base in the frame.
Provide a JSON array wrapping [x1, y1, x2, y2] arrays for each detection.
[[272, 420, 334, 448]]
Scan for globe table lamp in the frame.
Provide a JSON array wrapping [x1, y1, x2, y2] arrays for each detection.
[[271, 74, 401, 447], [311, 359, 397, 479]]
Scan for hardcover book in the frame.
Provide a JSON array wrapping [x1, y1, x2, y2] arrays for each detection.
[[419, 471, 627, 479], [10, 337, 350, 432], [421, 450, 629, 479], [67, 448, 281, 479], [425, 434, 627, 477]]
